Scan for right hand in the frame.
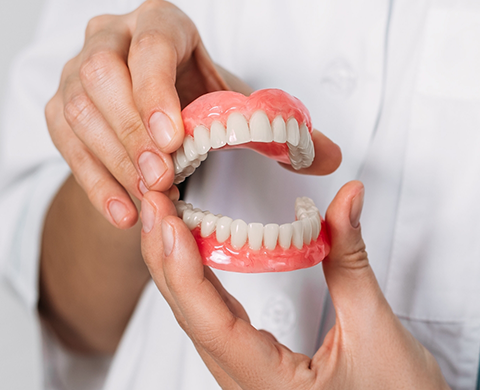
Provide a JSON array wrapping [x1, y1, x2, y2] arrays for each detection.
[[45, 0, 228, 229]]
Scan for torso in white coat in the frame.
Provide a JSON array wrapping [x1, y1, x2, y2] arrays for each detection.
[[2, 0, 480, 389]]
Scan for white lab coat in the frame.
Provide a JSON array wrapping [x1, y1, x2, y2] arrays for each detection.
[[1, 0, 479, 389]]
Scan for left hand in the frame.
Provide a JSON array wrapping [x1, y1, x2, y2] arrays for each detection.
[[140, 181, 450, 389]]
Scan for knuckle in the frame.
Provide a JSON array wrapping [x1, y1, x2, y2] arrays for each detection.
[[79, 50, 116, 87], [64, 92, 95, 129], [342, 241, 369, 270], [117, 118, 144, 146], [85, 14, 115, 36], [130, 30, 173, 58]]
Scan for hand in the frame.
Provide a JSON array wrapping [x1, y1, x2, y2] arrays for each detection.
[[140, 181, 450, 390], [45, 0, 229, 229]]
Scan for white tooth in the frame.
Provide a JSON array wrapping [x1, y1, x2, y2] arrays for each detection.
[[174, 175, 185, 185], [210, 121, 227, 149], [278, 223, 293, 249], [175, 147, 189, 169], [194, 125, 211, 155], [227, 113, 250, 145], [183, 165, 195, 177], [272, 116, 287, 143], [183, 136, 199, 161], [201, 214, 218, 238], [248, 223, 264, 250], [174, 201, 191, 218], [173, 153, 182, 175], [286, 118, 300, 147], [310, 214, 321, 240], [298, 123, 310, 150], [216, 216, 233, 243], [230, 219, 248, 249], [185, 211, 205, 230], [182, 209, 194, 228], [249, 110, 273, 143], [264, 223, 279, 250], [198, 153, 208, 162], [191, 158, 201, 169], [302, 218, 312, 245], [292, 220, 304, 249]]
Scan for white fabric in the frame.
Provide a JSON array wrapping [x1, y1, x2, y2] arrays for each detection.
[[1, 0, 480, 389]]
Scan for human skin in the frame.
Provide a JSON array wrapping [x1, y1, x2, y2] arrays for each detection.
[[41, 0, 341, 354], [141, 182, 451, 389]]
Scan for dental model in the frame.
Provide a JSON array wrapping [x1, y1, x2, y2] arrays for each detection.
[[172, 89, 330, 273]]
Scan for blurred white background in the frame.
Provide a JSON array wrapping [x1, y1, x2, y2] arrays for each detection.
[[1, 0, 46, 389]]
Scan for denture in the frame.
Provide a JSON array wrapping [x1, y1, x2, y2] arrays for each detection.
[[173, 89, 330, 273]]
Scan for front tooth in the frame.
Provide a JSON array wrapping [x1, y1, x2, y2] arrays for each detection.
[[194, 125, 211, 155], [216, 216, 233, 243], [272, 116, 287, 143], [310, 214, 321, 240], [248, 223, 264, 250], [183, 136, 199, 161], [302, 218, 312, 245], [279, 223, 293, 249], [201, 214, 218, 238], [227, 113, 250, 145], [230, 219, 248, 249], [292, 220, 304, 249], [298, 123, 310, 149], [210, 121, 227, 149], [249, 111, 273, 143], [286, 118, 300, 147], [264, 224, 279, 250]]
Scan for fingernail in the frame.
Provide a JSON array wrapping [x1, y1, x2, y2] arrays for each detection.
[[138, 151, 167, 187], [161, 220, 174, 257], [139, 180, 148, 195], [108, 200, 129, 225], [141, 199, 155, 233], [350, 188, 365, 228], [150, 111, 176, 150]]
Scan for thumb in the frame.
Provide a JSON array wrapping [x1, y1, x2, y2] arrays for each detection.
[[323, 181, 387, 326]]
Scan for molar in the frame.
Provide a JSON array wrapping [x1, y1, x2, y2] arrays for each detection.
[[210, 121, 227, 149], [249, 111, 273, 143], [216, 216, 233, 243], [264, 223, 279, 250], [248, 222, 264, 250], [193, 125, 211, 155], [272, 116, 287, 143], [184, 210, 205, 230], [279, 223, 293, 249], [230, 219, 248, 249], [227, 113, 250, 145]]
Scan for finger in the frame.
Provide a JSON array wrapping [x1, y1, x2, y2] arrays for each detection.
[[63, 74, 144, 198], [140, 194, 314, 389], [323, 181, 388, 328], [279, 129, 342, 176], [46, 94, 138, 228], [129, 3, 228, 152], [79, 19, 174, 192]]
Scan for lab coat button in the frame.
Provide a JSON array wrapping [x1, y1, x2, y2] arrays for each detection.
[[260, 294, 296, 336], [320, 58, 357, 98]]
